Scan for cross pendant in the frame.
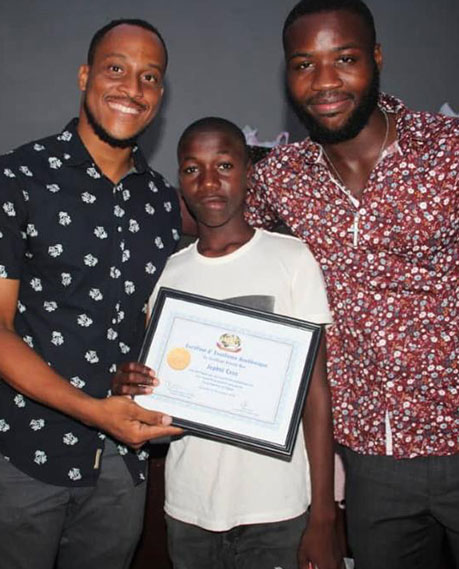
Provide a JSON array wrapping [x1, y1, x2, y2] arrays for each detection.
[[348, 212, 360, 247]]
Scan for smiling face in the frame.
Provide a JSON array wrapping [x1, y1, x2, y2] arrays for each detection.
[[178, 129, 250, 229], [78, 23, 166, 148], [285, 10, 382, 144]]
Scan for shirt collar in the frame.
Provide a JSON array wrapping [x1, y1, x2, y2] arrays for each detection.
[[297, 92, 425, 166], [60, 118, 148, 174]]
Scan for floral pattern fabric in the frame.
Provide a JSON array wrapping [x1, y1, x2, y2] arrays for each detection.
[[0, 120, 181, 485], [247, 94, 458, 459]]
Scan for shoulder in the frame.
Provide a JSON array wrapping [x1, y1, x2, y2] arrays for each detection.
[[397, 106, 459, 154], [253, 139, 318, 180], [256, 229, 315, 260]]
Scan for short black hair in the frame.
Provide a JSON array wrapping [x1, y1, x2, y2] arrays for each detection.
[[177, 117, 249, 162], [87, 18, 168, 69], [283, 0, 376, 51]]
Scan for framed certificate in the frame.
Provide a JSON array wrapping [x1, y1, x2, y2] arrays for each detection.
[[136, 287, 323, 458]]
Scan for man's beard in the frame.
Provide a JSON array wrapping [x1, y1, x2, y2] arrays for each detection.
[[291, 63, 380, 145], [83, 98, 141, 149]]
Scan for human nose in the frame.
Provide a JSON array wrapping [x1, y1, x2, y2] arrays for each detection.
[[200, 167, 220, 190], [119, 71, 143, 99], [311, 62, 342, 91]]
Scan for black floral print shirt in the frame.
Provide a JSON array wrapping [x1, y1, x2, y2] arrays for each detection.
[[0, 120, 181, 486]]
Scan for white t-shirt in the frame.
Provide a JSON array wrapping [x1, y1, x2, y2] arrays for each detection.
[[152, 229, 331, 531]]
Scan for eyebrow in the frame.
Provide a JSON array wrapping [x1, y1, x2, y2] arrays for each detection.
[[288, 43, 363, 61], [100, 52, 163, 71]]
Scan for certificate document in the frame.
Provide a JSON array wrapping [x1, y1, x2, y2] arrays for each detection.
[[136, 288, 323, 457]]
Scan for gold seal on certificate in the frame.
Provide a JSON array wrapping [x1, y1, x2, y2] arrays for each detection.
[[136, 288, 323, 458], [166, 347, 191, 370]]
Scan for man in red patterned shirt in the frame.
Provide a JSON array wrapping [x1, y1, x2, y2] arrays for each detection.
[[246, 1, 458, 567]]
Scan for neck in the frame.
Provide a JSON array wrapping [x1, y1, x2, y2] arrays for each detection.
[[77, 114, 134, 184], [321, 108, 394, 199], [196, 218, 255, 258]]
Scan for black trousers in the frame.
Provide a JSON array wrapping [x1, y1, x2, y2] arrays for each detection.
[[341, 446, 459, 569]]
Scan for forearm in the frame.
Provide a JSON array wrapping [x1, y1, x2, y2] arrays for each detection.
[[0, 327, 101, 427], [303, 335, 336, 523]]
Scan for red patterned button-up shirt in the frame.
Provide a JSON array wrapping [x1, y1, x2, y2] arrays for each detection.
[[247, 94, 458, 458]]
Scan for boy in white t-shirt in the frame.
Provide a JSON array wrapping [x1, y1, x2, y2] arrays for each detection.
[[114, 118, 341, 569]]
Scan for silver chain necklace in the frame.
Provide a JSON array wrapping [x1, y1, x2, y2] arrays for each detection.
[[321, 109, 390, 247]]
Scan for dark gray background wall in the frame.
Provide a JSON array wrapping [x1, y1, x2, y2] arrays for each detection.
[[1, 0, 458, 183]]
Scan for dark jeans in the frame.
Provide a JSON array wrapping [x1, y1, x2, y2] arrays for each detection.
[[341, 446, 459, 569], [166, 512, 308, 569], [0, 439, 146, 569]]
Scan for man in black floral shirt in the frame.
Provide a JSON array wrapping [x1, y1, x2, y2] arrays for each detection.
[[0, 19, 182, 569]]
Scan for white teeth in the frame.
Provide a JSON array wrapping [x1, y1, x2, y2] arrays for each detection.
[[108, 102, 140, 115]]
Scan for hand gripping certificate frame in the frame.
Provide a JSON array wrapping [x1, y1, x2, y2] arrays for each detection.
[[136, 287, 323, 458]]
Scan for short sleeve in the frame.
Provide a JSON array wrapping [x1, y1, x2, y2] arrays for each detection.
[[0, 160, 28, 280], [291, 244, 332, 325]]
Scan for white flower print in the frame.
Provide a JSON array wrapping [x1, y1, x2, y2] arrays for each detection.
[[63, 153, 71, 160], [84, 254, 98, 267], [30, 418, 45, 431], [117, 445, 128, 456], [107, 328, 118, 341], [34, 450, 47, 465], [109, 364, 117, 374], [77, 314, 93, 327], [86, 166, 100, 179], [47, 183, 60, 193], [114, 205, 125, 218], [48, 244, 64, 258], [139, 473, 146, 481], [23, 335, 34, 348], [117, 310, 125, 323], [137, 450, 149, 461], [81, 192, 96, 204], [124, 281, 135, 295], [48, 157, 62, 169], [122, 249, 130, 263], [3, 202, 16, 217], [145, 203, 155, 215], [85, 350, 99, 364], [110, 266, 121, 279], [63, 433, 79, 446], [22, 190, 29, 201], [61, 273, 72, 286], [58, 131, 72, 142], [148, 181, 158, 193], [58, 211, 72, 226], [51, 331, 64, 346], [19, 165, 33, 177], [163, 201, 172, 212], [0, 420, 10, 432], [26, 224, 38, 237], [68, 468, 82, 481], [33, 143, 45, 151], [0, 265, 7, 278], [14, 394, 26, 408], [172, 228, 180, 241], [89, 288, 103, 301], [30, 277, 42, 291], [119, 342, 130, 354], [155, 236, 164, 249], [94, 226, 108, 239], [17, 300, 26, 313], [129, 219, 140, 233], [44, 301, 58, 312], [70, 376, 86, 389], [122, 189, 131, 201], [145, 262, 156, 275], [98, 432, 106, 440], [3, 168, 15, 178]]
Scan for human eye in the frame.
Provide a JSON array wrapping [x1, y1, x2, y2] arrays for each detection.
[[290, 59, 313, 72], [337, 54, 357, 65], [218, 162, 233, 170], [182, 165, 198, 175], [143, 72, 161, 85], [108, 64, 123, 74]]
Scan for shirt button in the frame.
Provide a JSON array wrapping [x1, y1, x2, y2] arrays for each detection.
[[112, 319, 117, 324], [118, 227, 122, 233]]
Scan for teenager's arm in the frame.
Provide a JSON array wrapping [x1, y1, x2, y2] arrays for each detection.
[[0, 279, 181, 447], [299, 333, 342, 569]]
